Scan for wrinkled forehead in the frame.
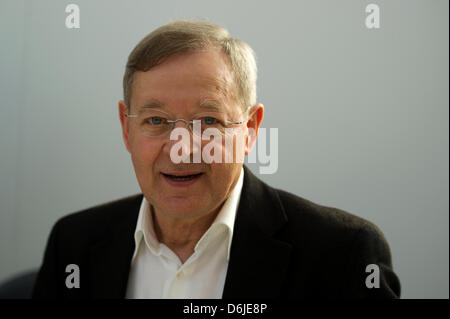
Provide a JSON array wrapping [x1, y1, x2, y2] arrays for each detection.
[[130, 48, 240, 114]]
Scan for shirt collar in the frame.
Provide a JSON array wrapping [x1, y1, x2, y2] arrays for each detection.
[[131, 167, 244, 262]]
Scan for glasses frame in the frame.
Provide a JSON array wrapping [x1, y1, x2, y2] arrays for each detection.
[[123, 107, 251, 137]]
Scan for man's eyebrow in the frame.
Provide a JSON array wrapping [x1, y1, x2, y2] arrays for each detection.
[[139, 99, 166, 111], [137, 98, 224, 112], [198, 99, 223, 112]]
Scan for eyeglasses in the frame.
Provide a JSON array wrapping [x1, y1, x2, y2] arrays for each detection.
[[124, 109, 247, 137]]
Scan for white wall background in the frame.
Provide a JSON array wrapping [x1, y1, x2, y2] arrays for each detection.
[[0, 0, 448, 298]]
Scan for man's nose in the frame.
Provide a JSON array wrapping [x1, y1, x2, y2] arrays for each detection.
[[162, 122, 202, 163]]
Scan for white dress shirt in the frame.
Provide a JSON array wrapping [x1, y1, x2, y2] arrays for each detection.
[[125, 168, 244, 299]]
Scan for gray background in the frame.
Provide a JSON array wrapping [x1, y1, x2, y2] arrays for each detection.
[[0, 0, 448, 298]]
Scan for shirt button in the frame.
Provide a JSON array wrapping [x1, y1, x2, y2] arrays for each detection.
[[176, 271, 184, 279]]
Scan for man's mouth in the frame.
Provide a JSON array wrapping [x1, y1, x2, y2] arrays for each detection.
[[161, 172, 204, 182], [162, 173, 202, 181]]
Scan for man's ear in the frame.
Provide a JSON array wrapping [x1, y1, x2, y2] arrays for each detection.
[[245, 103, 264, 156], [118, 100, 132, 153]]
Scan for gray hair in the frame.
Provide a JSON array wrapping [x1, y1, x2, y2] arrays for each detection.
[[123, 20, 257, 111]]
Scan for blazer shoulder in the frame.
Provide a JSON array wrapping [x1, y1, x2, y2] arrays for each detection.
[[274, 188, 387, 243], [273, 188, 400, 298], [54, 194, 143, 237]]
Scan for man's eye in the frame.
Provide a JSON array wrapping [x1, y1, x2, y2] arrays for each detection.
[[202, 117, 219, 125], [147, 117, 165, 125]]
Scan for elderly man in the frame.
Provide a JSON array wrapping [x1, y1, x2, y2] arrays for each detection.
[[32, 20, 400, 299]]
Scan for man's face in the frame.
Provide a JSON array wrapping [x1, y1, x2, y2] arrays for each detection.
[[119, 47, 259, 220]]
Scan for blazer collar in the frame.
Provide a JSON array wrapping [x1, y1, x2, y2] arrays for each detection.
[[222, 166, 292, 298], [89, 195, 142, 299]]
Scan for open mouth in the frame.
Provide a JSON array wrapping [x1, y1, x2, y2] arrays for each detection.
[[161, 172, 203, 182]]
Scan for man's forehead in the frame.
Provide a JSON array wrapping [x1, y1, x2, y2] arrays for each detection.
[[138, 48, 235, 85], [136, 96, 231, 113], [130, 48, 240, 112], [132, 75, 238, 111]]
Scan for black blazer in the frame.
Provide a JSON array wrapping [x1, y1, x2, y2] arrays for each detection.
[[32, 166, 401, 299]]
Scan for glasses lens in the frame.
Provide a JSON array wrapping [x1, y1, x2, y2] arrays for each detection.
[[137, 111, 171, 136], [132, 110, 242, 137], [192, 114, 230, 136]]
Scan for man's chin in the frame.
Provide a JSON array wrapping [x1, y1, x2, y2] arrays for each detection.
[[158, 207, 208, 220], [155, 197, 208, 217]]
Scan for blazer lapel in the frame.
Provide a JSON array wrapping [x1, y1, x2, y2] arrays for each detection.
[[89, 196, 142, 298], [222, 166, 292, 298]]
